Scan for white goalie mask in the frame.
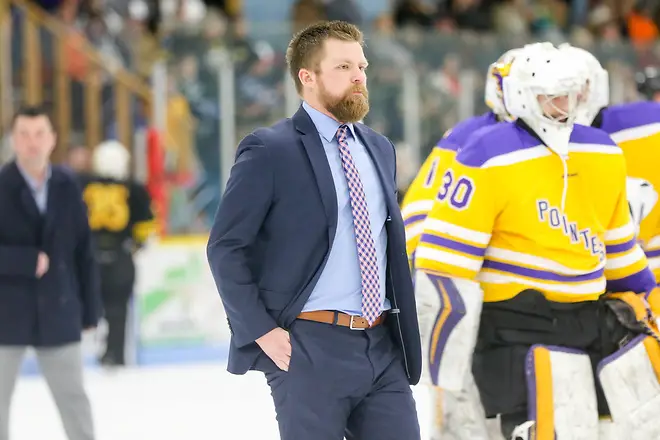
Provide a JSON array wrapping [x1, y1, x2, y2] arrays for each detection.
[[502, 42, 586, 157], [558, 43, 610, 126], [484, 48, 521, 122], [92, 140, 130, 181]]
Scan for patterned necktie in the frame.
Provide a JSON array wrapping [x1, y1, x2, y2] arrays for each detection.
[[336, 124, 381, 325]]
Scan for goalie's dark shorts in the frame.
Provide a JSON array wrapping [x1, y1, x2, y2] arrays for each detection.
[[471, 289, 631, 437]]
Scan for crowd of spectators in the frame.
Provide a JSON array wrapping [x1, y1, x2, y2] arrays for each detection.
[[6, 0, 660, 232]]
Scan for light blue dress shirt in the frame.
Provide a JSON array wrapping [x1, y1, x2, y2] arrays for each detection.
[[17, 164, 51, 214], [301, 102, 391, 315]]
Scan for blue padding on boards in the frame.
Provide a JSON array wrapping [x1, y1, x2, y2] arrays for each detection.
[[137, 345, 229, 365]]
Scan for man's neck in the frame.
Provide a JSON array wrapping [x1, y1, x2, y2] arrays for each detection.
[[18, 161, 48, 186], [303, 98, 342, 123]]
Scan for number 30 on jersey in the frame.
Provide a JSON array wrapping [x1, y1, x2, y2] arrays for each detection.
[[437, 169, 475, 210]]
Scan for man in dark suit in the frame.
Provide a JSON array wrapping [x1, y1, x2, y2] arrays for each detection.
[[0, 106, 101, 440], [207, 21, 422, 440]]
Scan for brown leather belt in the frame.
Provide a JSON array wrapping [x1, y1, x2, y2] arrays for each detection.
[[297, 310, 386, 330]]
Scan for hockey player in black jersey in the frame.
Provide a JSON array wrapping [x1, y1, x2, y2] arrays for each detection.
[[81, 140, 155, 366]]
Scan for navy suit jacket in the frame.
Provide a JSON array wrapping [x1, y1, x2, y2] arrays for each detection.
[[207, 105, 422, 385], [0, 162, 101, 346]]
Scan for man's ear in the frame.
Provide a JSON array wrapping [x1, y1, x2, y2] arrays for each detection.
[[298, 68, 314, 88]]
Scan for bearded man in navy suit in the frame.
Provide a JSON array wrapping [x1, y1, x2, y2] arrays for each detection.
[[207, 20, 422, 440]]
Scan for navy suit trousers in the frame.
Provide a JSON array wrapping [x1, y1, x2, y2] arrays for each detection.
[[254, 319, 421, 440]]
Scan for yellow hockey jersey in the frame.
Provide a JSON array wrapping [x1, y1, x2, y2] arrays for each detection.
[[595, 101, 660, 283], [415, 121, 656, 303], [401, 111, 500, 261]]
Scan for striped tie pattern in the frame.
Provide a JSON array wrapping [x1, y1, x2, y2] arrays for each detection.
[[336, 124, 381, 325]]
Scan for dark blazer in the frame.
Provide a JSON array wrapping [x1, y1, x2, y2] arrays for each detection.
[[207, 106, 422, 384], [0, 162, 101, 346]]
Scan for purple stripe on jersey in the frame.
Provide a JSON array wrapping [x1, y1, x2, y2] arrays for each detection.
[[569, 123, 619, 147], [437, 111, 498, 153], [482, 260, 603, 283], [420, 234, 486, 258], [404, 213, 427, 227], [646, 249, 660, 259], [600, 101, 660, 136], [606, 237, 637, 255], [455, 123, 533, 168], [606, 267, 656, 294], [457, 120, 618, 168], [428, 274, 465, 386]]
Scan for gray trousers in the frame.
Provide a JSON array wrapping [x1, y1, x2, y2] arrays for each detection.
[[0, 343, 95, 440]]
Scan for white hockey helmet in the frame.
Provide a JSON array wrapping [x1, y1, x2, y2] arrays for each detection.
[[484, 48, 521, 122], [502, 42, 586, 157], [558, 43, 609, 126], [92, 140, 130, 181]]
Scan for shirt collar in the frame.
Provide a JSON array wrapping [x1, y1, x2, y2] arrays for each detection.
[[302, 101, 357, 143], [17, 162, 51, 192]]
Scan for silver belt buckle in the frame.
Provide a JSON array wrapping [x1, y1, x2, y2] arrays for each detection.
[[349, 315, 366, 330]]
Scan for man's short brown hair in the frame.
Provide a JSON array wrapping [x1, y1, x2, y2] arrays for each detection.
[[11, 105, 53, 130], [286, 20, 364, 94]]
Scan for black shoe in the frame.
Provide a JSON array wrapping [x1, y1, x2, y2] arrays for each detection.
[[100, 353, 125, 367]]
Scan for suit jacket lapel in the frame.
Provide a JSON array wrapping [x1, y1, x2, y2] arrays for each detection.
[[7, 162, 40, 222], [293, 107, 338, 235], [19, 186, 40, 220], [42, 174, 61, 244]]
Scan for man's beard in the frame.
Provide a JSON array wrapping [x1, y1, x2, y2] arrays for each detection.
[[320, 83, 370, 123]]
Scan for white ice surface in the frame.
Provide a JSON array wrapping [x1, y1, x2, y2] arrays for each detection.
[[11, 363, 433, 439]]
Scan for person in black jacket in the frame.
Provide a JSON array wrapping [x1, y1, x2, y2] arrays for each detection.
[[81, 140, 155, 367], [0, 106, 101, 440]]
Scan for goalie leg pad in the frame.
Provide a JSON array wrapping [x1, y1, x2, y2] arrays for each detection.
[[525, 345, 599, 440], [414, 271, 483, 391], [426, 385, 443, 440], [597, 334, 660, 440]]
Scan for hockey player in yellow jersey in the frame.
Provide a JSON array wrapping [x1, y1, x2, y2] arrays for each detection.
[[415, 42, 660, 440], [561, 43, 660, 286], [405, 49, 521, 440], [401, 48, 519, 267]]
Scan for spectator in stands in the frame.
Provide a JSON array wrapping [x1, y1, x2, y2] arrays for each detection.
[[0, 106, 100, 440], [84, 13, 130, 72], [66, 144, 92, 177], [203, 0, 242, 23], [235, 38, 282, 132], [291, 0, 327, 33], [175, 53, 221, 224], [421, 52, 462, 146], [627, 0, 660, 47], [436, 0, 493, 32], [322, 0, 364, 26], [165, 74, 196, 180], [492, 0, 533, 37], [393, 0, 435, 28], [363, 13, 410, 140]]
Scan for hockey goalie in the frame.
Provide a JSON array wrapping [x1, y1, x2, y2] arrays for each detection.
[[414, 42, 660, 440]]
